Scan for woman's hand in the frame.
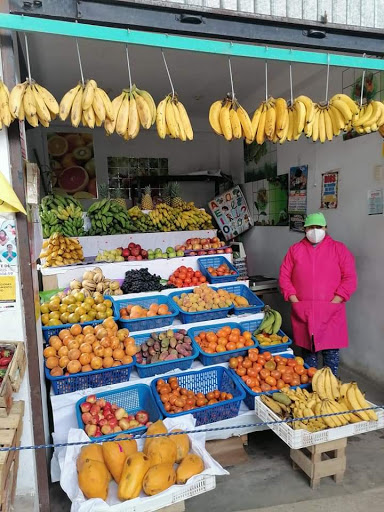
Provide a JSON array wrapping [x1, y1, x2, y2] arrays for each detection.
[[331, 295, 344, 303], [289, 295, 299, 303]]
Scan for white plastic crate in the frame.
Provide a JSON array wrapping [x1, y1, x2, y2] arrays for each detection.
[[254, 397, 384, 450]]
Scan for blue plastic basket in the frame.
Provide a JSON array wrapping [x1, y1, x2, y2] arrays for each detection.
[[151, 366, 245, 426], [231, 353, 310, 410], [198, 256, 239, 284], [239, 319, 293, 353], [132, 328, 199, 378], [42, 295, 117, 342], [45, 358, 135, 395], [187, 322, 259, 366], [168, 289, 232, 324], [114, 295, 179, 333], [76, 383, 162, 441], [217, 284, 264, 315]]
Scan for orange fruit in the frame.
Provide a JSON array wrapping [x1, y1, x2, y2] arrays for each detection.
[[113, 348, 125, 360], [75, 334, 85, 344], [158, 304, 169, 315], [79, 353, 91, 366], [81, 364, 92, 373], [58, 346, 69, 358], [243, 331, 252, 340], [59, 356, 69, 368], [59, 329, 71, 341], [94, 346, 105, 358], [68, 349, 80, 361], [83, 333, 95, 344], [43, 347, 56, 358], [46, 356, 59, 369], [102, 356, 114, 368], [125, 345, 137, 356], [90, 356, 103, 370], [82, 325, 94, 335], [121, 355, 133, 365], [96, 328, 107, 340], [62, 335, 74, 347], [70, 324, 82, 336], [104, 347, 113, 358], [68, 340, 80, 351], [67, 360, 82, 374], [102, 317, 116, 330], [50, 366, 63, 377], [79, 343, 92, 354], [49, 335, 61, 347]]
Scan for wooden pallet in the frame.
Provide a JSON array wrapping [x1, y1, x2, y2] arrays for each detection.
[[290, 437, 347, 489], [0, 343, 26, 418], [0, 401, 24, 511]]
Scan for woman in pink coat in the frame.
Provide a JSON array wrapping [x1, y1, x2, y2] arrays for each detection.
[[279, 212, 357, 375]]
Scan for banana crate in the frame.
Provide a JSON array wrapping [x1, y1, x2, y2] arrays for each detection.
[[254, 396, 384, 449]]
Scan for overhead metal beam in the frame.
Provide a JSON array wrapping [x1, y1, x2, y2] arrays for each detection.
[[8, 0, 384, 57], [0, 13, 384, 70]]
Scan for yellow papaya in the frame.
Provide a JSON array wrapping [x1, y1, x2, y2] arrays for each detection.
[[143, 463, 176, 496], [144, 420, 168, 452], [102, 437, 138, 483], [76, 444, 104, 472], [78, 459, 110, 500], [170, 430, 190, 463], [176, 454, 204, 484], [145, 437, 177, 466], [118, 452, 151, 501]]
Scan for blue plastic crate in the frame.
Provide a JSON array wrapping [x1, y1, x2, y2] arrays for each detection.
[[239, 318, 293, 353], [132, 328, 199, 378], [114, 294, 179, 333], [198, 256, 239, 284], [217, 284, 264, 315], [187, 322, 259, 366], [45, 357, 135, 395], [42, 295, 117, 342], [76, 383, 162, 441], [231, 353, 311, 410], [168, 289, 232, 324], [151, 366, 245, 426]]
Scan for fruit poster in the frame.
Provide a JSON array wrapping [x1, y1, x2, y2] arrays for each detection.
[[47, 132, 97, 198], [208, 186, 253, 241], [321, 170, 339, 209], [288, 165, 308, 214]]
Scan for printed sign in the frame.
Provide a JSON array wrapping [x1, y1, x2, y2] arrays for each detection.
[[368, 189, 383, 215], [321, 170, 339, 209], [288, 165, 308, 214], [289, 214, 306, 233]]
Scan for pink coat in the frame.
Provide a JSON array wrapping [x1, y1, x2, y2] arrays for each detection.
[[279, 235, 357, 351]]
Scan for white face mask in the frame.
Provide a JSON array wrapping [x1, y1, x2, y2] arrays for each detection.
[[306, 228, 326, 244]]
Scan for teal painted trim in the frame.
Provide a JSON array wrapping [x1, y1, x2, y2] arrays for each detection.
[[0, 13, 383, 71]]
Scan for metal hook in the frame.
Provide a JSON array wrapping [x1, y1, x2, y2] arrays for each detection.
[[23, 32, 32, 82], [161, 50, 175, 98], [75, 21, 85, 86], [228, 57, 235, 100], [360, 53, 367, 106]]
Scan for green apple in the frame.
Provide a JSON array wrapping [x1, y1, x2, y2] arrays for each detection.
[[168, 252, 176, 259], [166, 246, 174, 254], [176, 250, 184, 257], [162, 253, 168, 259], [148, 254, 155, 260]]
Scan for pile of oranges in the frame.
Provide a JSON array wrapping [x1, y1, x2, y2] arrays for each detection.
[[194, 326, 255, 353], [229, 349, 317, 393], [155, 376, 233, 414], [43, 318, 136, 377], [119, 303, 170, 320], [207, 263, 237, 277]]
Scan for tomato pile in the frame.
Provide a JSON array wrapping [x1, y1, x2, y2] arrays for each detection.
[[155, 376, 233, 414], [229, 349, 317, 393], [168, 266, 207, 288], [194, 326, 255, 354], [207, 263, 237, 278]]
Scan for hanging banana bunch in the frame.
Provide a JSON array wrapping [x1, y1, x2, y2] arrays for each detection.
[[9, 79, 59, 127], [351, 99, 384, 135], [59, 79, 114, 129], [209, 94, 253, 142], [0, 80, 13, 129], [156, 93, 193, 141]]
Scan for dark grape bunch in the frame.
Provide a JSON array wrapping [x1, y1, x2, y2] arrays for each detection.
[[121, 268, 176, 294]]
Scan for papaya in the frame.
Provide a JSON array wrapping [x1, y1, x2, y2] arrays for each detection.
[[176, 454, 204, 484], [145, 437, 177, 466], [144, 420, 168, 453], [118, 452, 151, 501], [170, 429, 190, 463], [143, 463, 176, 496], [78, 459, 110, 500], [76, 444, 104, 472], [102, 437, 138, 483]]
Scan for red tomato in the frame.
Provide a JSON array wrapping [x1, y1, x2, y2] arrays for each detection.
[[174, 271, 180, 278], [184, 277, 192, 284], [263, 351, 272, 361], [175, 279, 183, 287], [200, 276, 207, 283], [179, 273, 187, 281], [192, 277, 199, 285], [195, 271, 202, 278], [179, 266, 187, 273]]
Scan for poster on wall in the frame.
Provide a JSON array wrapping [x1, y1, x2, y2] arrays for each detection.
[[288, 165, 308, 214], [321, 170, 339, 209], [0, 216, 17, 266], [47, 132, 96, 198], [252, 176, 289, 226], [368, 189, 383, 215], [208, 186, 253, 241], [0, 264, 16, 310], [289, 214, 306, 233]]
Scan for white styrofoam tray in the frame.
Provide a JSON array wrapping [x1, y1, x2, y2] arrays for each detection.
[[254, 397, 384, 450]]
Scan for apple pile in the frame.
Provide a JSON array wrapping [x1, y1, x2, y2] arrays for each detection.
[[80, 394, 151, 437], [120, 243, 148, 262], [176, 237, 232, 257]]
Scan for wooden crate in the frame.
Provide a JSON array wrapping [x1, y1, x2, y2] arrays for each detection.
[[0, 401, 24, 512], [290, 437, 347, 489], [0, 343, 26, 418]]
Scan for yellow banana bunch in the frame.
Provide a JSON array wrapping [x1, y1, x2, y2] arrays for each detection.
[[208, 95, 252, 142], [0, 80, 13, 129], [351, 100, 384, 134], [59, 79, 114, 129], [9, 80, 59, 127], [157, 94, 193, 141]]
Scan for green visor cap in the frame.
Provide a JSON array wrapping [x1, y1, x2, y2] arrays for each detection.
[[304, 212, 327, 227]]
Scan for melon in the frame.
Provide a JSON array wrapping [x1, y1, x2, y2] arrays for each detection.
[[58, 166, 89, 193]]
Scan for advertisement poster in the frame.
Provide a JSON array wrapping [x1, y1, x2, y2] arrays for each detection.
[[252, 176, 289, 226], [289, 214, 306, 233], [368, 189, 383, 215], [0, 217, 17, 266], [0, 264, 16, 310], [288, 165, 308, 214], [321, 170, 339, 209], [208, 186, 253, 241], [47, 132, 96, 198]]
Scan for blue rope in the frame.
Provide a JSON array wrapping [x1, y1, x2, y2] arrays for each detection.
[[0, 404, 382, 453]]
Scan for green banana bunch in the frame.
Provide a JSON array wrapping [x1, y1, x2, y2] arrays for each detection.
[[87, 199, 137, 235], [40, 193, 85, 238], [254, 306, 283, 335]]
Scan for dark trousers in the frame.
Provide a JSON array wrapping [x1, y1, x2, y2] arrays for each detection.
[[302, 348, 340, 376]]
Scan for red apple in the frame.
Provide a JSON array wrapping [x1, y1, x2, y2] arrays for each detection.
[[207, 250, 216, 255], [211, 243, 219, 249], [192, 244, 202, 250], [180, 245, 186, 251], [197, 251, 207, 255], [212, 237, 220, 243], [224, 247, 233, 253], [128, 242, 135, 250], [186, 239, 191, 245], [85, 424, 97, 437], [99, 418, 108, 427], [80, 402, 92, 413], [202, 244, 210, 249], [105, 413, 115, 421], [101, 425, 113, 435], [127, 255, 136, 261], [108, 418, 118, 428], [216, 249, 225, 254], [186, 244, 193, 250], [111, 404, 118, 411], [131, 247, 140, 257], [115, 407, 127, 420], [129, 420, 140, 428], [86, 394, 97, 404], [96, 398, 106, 408], [135, 410, 149, 424], [104, 402, 112, 409], [127, 414, 135, 421], [119, 418, 131, 430], [189, 251, 197, 256], [81, 412, 93, 424], [200, 238, 208, 245], [136, 255, 143, 261], [90, 404, 100, 416], [141, 250, 148, 258]]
